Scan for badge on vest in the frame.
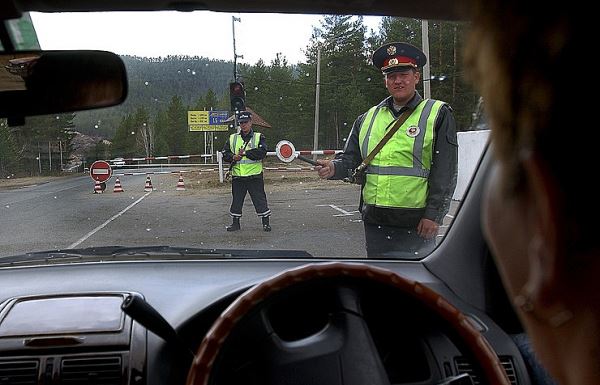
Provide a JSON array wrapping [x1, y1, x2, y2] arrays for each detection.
[[406, 125, 420, 138]]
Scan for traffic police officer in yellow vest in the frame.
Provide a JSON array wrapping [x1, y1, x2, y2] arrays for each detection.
[[316, 42, 458, 258], [222, 111, 271, 231]]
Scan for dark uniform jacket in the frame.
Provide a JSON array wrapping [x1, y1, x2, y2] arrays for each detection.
[[331, 92, 458, 228], [222, 129, 268, 179]]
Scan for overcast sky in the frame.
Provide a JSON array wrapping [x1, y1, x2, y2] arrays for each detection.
[[30, 12, 382, 65]]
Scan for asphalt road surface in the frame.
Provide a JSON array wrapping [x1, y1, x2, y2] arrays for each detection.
[[0, 170, 459, 259]]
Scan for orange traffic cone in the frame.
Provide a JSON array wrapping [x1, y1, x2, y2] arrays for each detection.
[[144, 176, 153, 192], [176, 173, 185, 191], [113, 177, 124, 193], [93, 180, 103, 194]]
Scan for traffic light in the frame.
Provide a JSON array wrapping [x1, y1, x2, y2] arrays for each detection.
[[229, 81, 246, 112]]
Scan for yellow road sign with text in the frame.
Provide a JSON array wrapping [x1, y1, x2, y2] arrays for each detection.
[[188, 111, 229, 132]]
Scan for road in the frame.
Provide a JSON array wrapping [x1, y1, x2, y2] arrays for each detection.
[[0, 170, 458, 259]]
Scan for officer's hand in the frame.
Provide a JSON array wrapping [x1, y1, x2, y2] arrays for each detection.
[[315, 160, 335, 179], [233, 154, 242, 161], [417, 218, 439, 240]]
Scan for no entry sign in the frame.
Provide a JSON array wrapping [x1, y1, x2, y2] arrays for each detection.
[[89, 160, 113, 182]]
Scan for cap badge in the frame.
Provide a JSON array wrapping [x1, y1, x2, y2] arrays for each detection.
[[406, 125, 420, 138], [387, 45, 396, 56], [388, 58, 399, 66]]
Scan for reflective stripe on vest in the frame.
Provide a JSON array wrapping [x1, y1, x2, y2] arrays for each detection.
[[230, 132, 263, 177], [358, 99, 444, 209]]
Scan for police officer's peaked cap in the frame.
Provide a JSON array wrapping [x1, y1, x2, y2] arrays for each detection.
[[372, 42, 427, 74], [238, 111, 252, 122]]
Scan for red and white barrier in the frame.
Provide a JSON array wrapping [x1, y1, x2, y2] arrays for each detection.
[[266, 149, 341, 156], [113, 168, 218, 177]]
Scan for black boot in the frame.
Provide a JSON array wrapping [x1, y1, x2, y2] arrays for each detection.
[[226, 217, 240, 231], [262, 216, 271, 232]]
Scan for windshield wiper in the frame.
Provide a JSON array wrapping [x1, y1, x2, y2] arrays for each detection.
[[0, 246, 313, 267]]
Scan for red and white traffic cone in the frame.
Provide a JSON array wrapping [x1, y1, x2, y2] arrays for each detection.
[[176, 173, 185, 191], [144, 176, 153, 192], [113, 177, 124, 193], [93, 180, 103, 194]]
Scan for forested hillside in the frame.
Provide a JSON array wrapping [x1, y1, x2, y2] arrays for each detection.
[[73, 55, 232, 137]]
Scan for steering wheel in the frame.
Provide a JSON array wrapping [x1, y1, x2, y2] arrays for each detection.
[[186, 262, 510, 385]]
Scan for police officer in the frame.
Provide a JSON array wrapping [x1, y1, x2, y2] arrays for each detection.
[[222, 111, 271, 232], [316, 42, 458, 258]]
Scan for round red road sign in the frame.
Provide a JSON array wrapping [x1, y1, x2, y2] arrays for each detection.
[[89, 160, 113, 182]]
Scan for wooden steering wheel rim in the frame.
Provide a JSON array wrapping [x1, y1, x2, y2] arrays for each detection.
[[186, 262, 511, 385]]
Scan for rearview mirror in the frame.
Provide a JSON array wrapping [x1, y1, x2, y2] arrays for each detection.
[[0, 50, 127, 122]]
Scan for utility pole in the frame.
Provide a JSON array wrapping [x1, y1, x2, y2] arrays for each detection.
[[312, 46, 321, 161], [421, 20, 431, 99], [232, 15, 243, 130], [232, 16, 242, 82], [59, 140, 63, 171]]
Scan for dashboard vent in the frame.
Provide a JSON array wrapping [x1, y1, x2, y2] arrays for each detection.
[[0, 359, 39, 385], [60, 356, 122, 385], [455, 356, 518, 385], [499, 356, 517, 385], [454, 356, 481, 384]]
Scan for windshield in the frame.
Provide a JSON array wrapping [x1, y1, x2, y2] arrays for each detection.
[[0, 11, 486, 260]]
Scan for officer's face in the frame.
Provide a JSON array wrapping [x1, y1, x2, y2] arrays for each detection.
[[385, 69, 420, 105], [239, 120, 252, 134]]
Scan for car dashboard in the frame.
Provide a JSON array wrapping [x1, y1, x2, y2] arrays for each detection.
[[0, 258, 529, 385]]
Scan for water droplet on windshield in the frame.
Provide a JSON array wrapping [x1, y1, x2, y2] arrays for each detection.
[[146, 228, 151, 232], [386, 235, 392, 240], [54, 196, 57, 199], [5, 205, 9, 209]]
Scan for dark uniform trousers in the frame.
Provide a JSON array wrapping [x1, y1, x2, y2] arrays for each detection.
[[364, 223, 435, 259], [229, 174, 270, 218]]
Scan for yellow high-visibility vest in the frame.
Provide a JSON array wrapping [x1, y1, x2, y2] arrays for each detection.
[[230, 132, 263, 177], [358, 99, 445, 208]]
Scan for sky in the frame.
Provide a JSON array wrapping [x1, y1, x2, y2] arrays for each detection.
[[30, 11, 383, 65]]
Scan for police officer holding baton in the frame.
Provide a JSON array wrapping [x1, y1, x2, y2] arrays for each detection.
[[315, 42, 458, 258], [222, 111, 272, 232]]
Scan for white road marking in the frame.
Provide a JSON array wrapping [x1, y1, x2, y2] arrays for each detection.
[[68, 192, 152, 249], [317, 204, 358, 216]]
